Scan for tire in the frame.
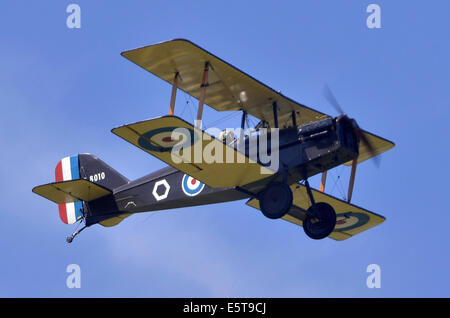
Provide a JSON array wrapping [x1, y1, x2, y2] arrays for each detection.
[[259, 182, 293, 219], [303, 202, 336, 240]]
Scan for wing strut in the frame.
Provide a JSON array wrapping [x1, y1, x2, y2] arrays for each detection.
[[320, 171, 327, 192], [195, 62, 210, 128], [272, 101, 279, 128], [304, 178, 316, 206], [291, 110, 297, 128], [168, 72, 180, 115], [347, 158, 358, 202], [241, 110, 247, 130]]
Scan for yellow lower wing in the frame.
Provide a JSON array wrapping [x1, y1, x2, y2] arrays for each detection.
[[112, 115, 274, 188], [246, 183, 385, 241]]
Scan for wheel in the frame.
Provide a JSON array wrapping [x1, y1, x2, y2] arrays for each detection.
[[259, 182, 293, 219], [303, 202, 336, 240]]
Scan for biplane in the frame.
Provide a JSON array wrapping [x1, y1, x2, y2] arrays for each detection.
[[33, 39, 394, 243]]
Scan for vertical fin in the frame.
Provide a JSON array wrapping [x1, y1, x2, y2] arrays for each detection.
[[55, 155, 84, 224]]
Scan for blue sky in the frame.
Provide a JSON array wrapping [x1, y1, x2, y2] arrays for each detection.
[[0, 0, 449, 297]]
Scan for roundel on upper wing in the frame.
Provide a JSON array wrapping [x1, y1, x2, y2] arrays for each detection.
[[138, 127, 197, 152], [181, 174, 205, 197], [334, 212, 370, 232]]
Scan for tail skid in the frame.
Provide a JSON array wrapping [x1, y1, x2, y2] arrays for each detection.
[[66, 222, 87, 243]]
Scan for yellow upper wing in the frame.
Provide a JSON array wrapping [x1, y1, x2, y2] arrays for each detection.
[[112, 115, 274, 188], [246, 183, 385, 241], [121, 39, 329, 129]]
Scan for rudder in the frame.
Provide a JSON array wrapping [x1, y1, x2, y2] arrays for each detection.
[[55, 156, 83, 224], [54, 154, 129, 224]]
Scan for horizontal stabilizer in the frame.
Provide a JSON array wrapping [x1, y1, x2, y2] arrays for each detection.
[[33, 179, 111, 204], [246, 183, 385, 241]]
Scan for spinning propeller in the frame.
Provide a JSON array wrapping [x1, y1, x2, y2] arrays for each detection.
[[322, 84, 382, 203], [323, 84, 380, 168]]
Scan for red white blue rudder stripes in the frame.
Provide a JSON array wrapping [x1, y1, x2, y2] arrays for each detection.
[[55, 156, 84, 224]]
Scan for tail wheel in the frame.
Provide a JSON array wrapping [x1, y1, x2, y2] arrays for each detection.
[[259, 182, 293, 219], [303, 202, 336, 240]]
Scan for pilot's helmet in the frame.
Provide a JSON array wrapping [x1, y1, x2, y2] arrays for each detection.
[[219, 130, 235, 144]]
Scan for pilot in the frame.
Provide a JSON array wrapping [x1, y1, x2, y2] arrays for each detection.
[[219, 129, 235, 145]]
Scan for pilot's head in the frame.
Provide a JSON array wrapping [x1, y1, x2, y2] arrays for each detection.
[[219, 130, 235, 144]]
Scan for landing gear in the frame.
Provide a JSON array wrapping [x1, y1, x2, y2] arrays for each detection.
[[301, 178, 336, 240], [303, 202, 336, 240], [257, 178, 336, 239], [259, 182, 293, 219]]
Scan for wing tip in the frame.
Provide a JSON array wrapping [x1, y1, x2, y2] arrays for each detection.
[[120, 38, 194, 57]]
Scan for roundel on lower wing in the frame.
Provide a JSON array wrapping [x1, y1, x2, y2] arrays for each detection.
[[334, 212, 370, 232], [181, 174, 205, 197], [138, 127, 197, 152]]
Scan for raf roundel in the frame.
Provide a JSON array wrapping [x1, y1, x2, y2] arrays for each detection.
[[181, 174, 205, 197], [334, 212, 370, 232], [138, 127, 196, 152]]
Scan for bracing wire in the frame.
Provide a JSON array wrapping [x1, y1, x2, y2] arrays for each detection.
[[181, 92, 243, 130], [207, 111, 240, 128], [329, 165, 347, 200], [333, 166, 347, 200], [181, 92, 195, 123]]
